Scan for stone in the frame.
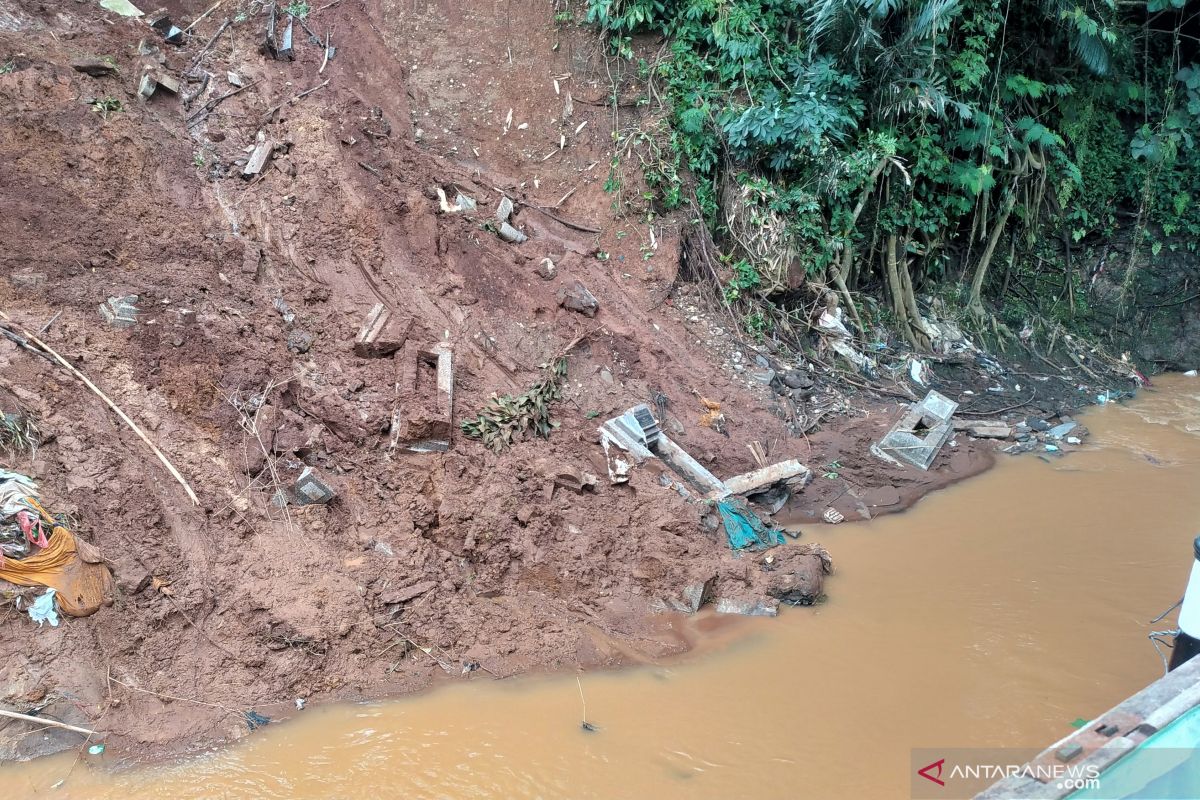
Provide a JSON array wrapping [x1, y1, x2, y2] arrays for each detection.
[[536, 257, 556, 280], [286, 330, 314, 354], [1027, 418, 1051, 432], [98, 295, 139, 328], [668, 575, 717, 613], [780, 369, 813, 390], [380, 580, 437, 605], [292, 467, 335, 505], [71, 58, 117, 77], [558, 280, 598, 317]]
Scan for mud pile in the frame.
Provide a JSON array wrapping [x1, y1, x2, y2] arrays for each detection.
[[0, 0, 1042, 760]]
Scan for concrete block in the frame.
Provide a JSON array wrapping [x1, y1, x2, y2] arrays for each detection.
[[293, 467, 335, 505], [353, 303, 410, 358], [873, 389, 959, 470], [99, 295, 139, 328]]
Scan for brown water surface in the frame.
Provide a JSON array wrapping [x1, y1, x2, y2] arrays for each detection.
[[6, 376, 1200, 799]]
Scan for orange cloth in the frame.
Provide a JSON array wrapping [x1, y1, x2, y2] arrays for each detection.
[[0, 500, 112, 616]]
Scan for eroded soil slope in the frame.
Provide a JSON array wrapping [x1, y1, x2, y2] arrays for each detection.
[[0, 0, 997, 759]]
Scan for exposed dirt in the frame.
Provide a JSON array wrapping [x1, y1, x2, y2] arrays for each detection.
[[0, 0, 1095, 764]]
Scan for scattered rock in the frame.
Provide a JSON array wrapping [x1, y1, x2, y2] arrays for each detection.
[[558, 280, 598, 317], [286, 330, 314, 354], [71, 57, 117, 77], [536, 257, 556, 280], [780, 369, 813, 390]]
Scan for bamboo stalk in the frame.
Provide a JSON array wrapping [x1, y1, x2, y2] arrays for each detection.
[[0, 311, 200, 506], [0, 708, 97, 737]]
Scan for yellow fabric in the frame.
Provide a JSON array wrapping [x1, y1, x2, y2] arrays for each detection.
[[0, 498, 112, 617]]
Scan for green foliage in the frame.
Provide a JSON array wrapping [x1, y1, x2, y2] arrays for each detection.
[[461, 358, 568, 452], [286, 1, 310, 19], [90, 97, 122, 120], [583, 0, 1200, 322]]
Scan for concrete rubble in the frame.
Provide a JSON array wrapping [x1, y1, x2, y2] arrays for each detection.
[[98, 295, 139, 328], [138, 69, 179, 100], [872, 389, 958, 470], [391, 342, 454, 453], [353, 303, 411, 358]]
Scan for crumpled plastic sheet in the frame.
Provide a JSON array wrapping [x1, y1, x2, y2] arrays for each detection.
[[717, 498, 785, 551], [26, 588, 60, 628]]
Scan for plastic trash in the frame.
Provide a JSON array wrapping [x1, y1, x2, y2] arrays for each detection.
[[27, 588, 59, 627], [88, 744, 105, 756], [244, 710, 271, 731], [1186, 370, 1198, 377], [717, 498, 786, 550]]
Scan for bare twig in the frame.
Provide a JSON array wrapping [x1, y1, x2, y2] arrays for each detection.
[[261, 78, 330, 124], [0, 708, 97, 737], [182, 0, 224, 33], [0, 311, 199, 505], [523, 203, 601, 234]]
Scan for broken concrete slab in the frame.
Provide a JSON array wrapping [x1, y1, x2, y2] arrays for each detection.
[[138, 70, 179, 100], [263, 12, 295, 60], [98, 295, 139, 328], [714, 598, 779, 617], [353, 303, 411, 358], [558, 280, 598, 317], [100, 0, 144, 16], [872, 389, 959, 470], [498, 221, 528, 244], [393, 343, 454, 453], [145, 9, 183, 44], [496, 196, 514, 223], [71, 58, 117, 77], [599, 404, 725, 496], [953, 420, 1013, 439], [292, 466, 335, 505], [242, 138, 275, 178], [436, 188, 476, 213], [1047, 421, 1079, 439], [722, 459, 811, 496]]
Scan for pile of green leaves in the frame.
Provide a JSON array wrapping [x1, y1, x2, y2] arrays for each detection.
[[460, 358, 568, 452]]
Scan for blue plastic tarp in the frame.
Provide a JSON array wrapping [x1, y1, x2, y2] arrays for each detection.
[[717, 498, 785, 550]]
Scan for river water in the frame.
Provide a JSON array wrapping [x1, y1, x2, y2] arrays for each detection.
[[6, 376, 1200, 799]]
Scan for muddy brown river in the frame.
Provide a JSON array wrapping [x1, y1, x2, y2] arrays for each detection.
[[6, 376, 1200, 798]]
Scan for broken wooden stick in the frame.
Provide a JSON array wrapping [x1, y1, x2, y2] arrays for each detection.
[[319, 29, 332, 74], [187, 79, 258, 125], [0, 708, 97, 737], [0, 311, 200, 506], [260, 78, 330, 124], [182, 0, 224, 33]]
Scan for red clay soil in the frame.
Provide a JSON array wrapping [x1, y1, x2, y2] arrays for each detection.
[[0, 0, 996, 761]]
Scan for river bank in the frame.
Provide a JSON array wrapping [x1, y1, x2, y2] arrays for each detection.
[[4, 376, 1198, 797], [0, 0, 1153, 767]]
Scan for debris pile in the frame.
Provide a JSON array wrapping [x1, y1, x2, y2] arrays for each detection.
[[0, 470, 113, 618]]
